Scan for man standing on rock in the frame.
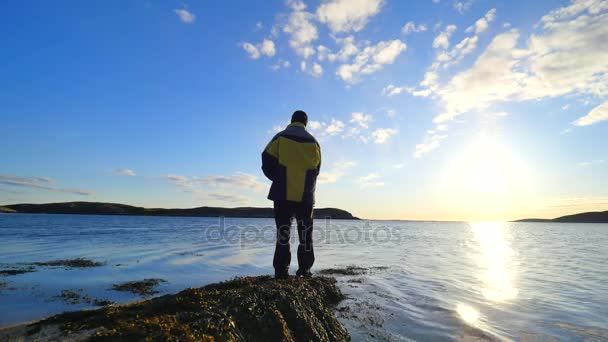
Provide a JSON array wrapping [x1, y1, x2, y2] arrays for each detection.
[[261, 110, 321, 279]]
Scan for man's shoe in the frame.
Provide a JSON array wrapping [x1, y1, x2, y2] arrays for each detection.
[[275, 269, 289, 279], [295, 269, 312, 278]]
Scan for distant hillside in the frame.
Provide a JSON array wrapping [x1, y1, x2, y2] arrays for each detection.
[[0, 201, 359, 220], [515, 211, 608, 223]]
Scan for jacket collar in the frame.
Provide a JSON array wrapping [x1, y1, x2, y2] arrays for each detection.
[[288, 122, 306, 129]]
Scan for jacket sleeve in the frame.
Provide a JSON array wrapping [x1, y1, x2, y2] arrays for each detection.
[[316, 142, 321, 176], [261, 136, 280, 181]]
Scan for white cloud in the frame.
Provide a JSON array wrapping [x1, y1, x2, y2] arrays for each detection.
[[433, 25, 457, 49], [317, 45, 331, 61], [260, 39, 276, 56], [174, 9, 196, 24], [574, 101, 608, 126], [241, 42, 261, 59], [317, 161, 356, 184], [270, 59, 291, 71], [256, 21, 263, 30], [308, 120, 323, 130], [326, 119, 345, 135], [470, 8, 496, 34], [453, 0, 475, 14], [337, 39, 406, 83], [402, 21, 428, 35], [316, 0, 384, 33], [311, 62, 323, 76], [414, 133, 447, 158], [371, 128, 397, 143], [390, 9, 496, 100], [241, 39, 276, 59], [357, 173, 384, 187], [326, 35, 359, 62], [406, 0, 608, 157], [350, 112, 373, 128], [300, 61, 324, 77], [284, 1, 318, 58], [0, 175, 92, 196], [112, 169, 136, 176]]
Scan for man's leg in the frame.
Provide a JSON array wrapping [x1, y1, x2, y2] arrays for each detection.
[[295, 201, 315, 276], [273, 201, 293, 278]]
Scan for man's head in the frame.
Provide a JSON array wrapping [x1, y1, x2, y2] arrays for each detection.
[[291, 110, 308, 126]]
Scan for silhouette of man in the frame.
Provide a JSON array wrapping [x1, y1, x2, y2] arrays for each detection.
[[262, 110, 321, 279]]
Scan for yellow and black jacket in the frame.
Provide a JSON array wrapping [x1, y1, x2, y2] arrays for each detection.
[[261, 122, 321, 203]]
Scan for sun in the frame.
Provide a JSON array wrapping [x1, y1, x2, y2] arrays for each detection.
[[436, 133, 533, 220], [467, 157, 506, 194]]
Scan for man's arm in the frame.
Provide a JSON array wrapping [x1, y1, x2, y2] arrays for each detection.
[[316, 142, 321, 176], [261, 136, 280, 181]]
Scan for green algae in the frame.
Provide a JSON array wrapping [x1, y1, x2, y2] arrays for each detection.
[[0, 267, 36, 276], [111, 278, 167, 296], [31, 258, 105, 268]]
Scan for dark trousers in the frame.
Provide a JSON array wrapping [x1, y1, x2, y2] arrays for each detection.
[[273, 200, 315, 273]]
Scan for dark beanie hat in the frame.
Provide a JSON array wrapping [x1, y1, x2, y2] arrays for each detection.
[[291, 110, 308, 126]]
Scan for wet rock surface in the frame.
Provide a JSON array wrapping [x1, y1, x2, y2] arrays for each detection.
[[0, 276, 349, 342]]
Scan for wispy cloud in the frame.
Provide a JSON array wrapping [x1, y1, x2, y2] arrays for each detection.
[[350, 112, 373, 128], [357, 173, 384, 187], [453, 0, 475, 14], [112, 169, 136, 176], [391, 0, 608, 157], [0, 175, 92, 196], [325, 118, 345, 135], [241, 39, 276, 59], [318, 161, 356, 184], [573, 101, 608, 126], [370, 128, 397, 144], [165, 172, 266, 192], [401, 21, 427, 35], [577, 159, 604, 167], [336, 39, 406, 83], [199, 172, 266, 191], [207, 193, 250, 205], [531, 196, 608, 218], [174, 8, 196, 24]]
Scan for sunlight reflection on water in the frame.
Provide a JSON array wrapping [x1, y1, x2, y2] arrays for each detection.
[[471, 222, 519, 303], [457, 222, 520, 331], [1, 215, 607, 341]]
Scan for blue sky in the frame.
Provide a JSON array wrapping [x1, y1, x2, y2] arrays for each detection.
[[1, 0, 607, 220]]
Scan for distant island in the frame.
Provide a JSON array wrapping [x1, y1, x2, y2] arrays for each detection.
[[515, 211, 608, 223], [0, 201, 359, 220]]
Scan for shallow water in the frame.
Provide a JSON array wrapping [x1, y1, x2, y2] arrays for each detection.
[[0, 214, 607, 341]]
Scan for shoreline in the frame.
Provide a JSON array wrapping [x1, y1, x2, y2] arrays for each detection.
[[0, 275, 349, 341]]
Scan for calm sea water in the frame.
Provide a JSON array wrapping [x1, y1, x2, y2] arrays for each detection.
[[1, 214, 607, 341]]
